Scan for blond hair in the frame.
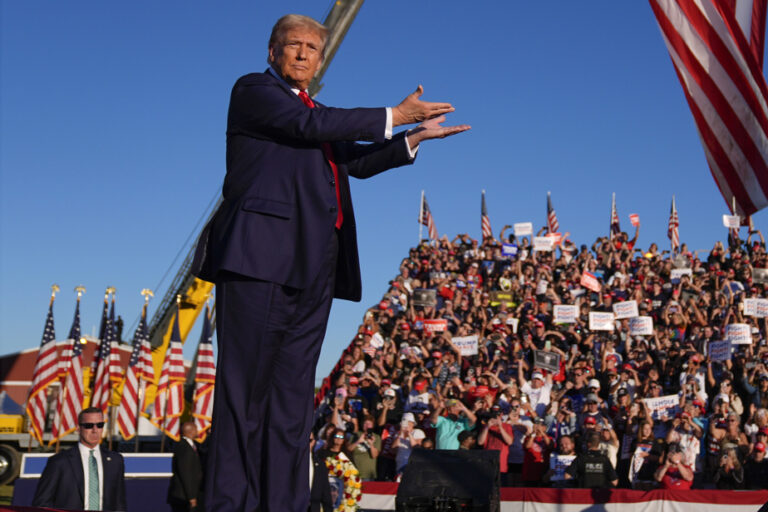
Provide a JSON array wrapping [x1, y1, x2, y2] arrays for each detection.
[[268, 14, 328, 53]]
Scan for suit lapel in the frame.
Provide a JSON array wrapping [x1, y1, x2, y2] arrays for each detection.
[[67, 447, 85, 504]]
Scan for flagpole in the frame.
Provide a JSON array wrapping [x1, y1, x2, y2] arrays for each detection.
[[419, 190, 424, 245], [135, 289, 153, 453], [107, 290, 117, 452]]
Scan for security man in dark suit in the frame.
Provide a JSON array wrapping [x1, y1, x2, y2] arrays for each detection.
[[192, 13, 469, 512], [309, 431, 332, 512], [168, 422, 204, 512], [33, 406, 127, 511]]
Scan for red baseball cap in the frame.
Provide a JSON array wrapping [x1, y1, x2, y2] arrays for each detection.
[[584, 416, 597, 425], [348, 376, 359, 385], [755, 442, 766, 453]]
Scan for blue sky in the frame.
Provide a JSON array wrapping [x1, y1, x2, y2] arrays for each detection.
[[1, 1, 766, 384]]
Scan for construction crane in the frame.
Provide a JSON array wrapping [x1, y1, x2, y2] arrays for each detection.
[[142, 0, 366, 402]]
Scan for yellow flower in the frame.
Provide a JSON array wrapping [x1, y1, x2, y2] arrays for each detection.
[[347, 499, 356, 506]]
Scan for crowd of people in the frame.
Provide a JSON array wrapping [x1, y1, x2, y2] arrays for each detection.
[[312, 226, 768, 490]]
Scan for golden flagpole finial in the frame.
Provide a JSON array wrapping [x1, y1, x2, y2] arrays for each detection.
[[75, 285, 86, 299], [50, 284, 60, 305], [141, 289, 154, 303], [176, 294, 182, 306]]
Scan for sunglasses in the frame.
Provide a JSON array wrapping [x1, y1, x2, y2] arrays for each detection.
[[334, 434, 345, 439], [80, 422, 105, 430]]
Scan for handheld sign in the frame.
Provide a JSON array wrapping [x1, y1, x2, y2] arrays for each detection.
[[534, 350, 561, 373], [546, 232, 562, 246], [452, 335, 479, 356], [754, 268, 768, 284], [489, 291, 514, 307], [629, 214, 640, 227], [613, 300, 639, 319], [553, 305, 578, 324], [589, 312, 615, 331], [642, 395, 680, 421], [423, 319, 447, 334], [514, 222, 533, 237], [722, 214, 740, 228], [708, 340, 732, 362], [744, 298, 768, 318], [533, 237, 554, 252], [506, 317, 519, 333], [726, 323, 752, 345], [580, 271, 601, 292], [502, 243, 518, 257], [549, 454, 577, 482], [670, 268, 692, 284], [629, 316, 654, 336], [412, 289, 437, 307]]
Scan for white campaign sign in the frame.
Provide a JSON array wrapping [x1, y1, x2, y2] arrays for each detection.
[[506, 317, 519, 334], [533, 236, 554, 252], [612, 300, 639, 319], [743, 298, 768, 318], [513, 222, 533, 237], [643, 394, 680, 421], [708, 340, 732, 362], [589, 312, 615, 331], [452, 335, 479, 356], [726, 323, 752, 345], [723, 214, 741, 228], [670, 268, 692, 282], [629, 316, 654, 336], [553, 305, 578, 324]]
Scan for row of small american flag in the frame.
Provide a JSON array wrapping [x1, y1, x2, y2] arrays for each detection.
[[25, 287, 216, 447], [419, 191, 683, 251]]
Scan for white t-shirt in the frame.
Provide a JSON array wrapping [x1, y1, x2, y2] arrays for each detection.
[[521, 380, 552, 417]]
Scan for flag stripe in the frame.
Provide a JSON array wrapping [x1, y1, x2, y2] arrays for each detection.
[[650, 0, 768, 217], [659, 1, 768, 193]]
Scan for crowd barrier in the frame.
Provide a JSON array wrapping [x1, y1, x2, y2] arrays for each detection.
[[360, 483, 768, 512]]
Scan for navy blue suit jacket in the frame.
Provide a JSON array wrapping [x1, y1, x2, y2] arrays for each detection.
[[32, 445, 127, 511], [192, 69, 415, 301]]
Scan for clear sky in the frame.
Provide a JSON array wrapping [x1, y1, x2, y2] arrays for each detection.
[[1, 1, 766, 385]]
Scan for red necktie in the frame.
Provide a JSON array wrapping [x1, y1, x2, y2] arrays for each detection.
[[298, 91, 343, 229]]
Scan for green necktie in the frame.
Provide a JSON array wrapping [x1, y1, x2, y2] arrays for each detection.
[[88, 449, 100, 510]]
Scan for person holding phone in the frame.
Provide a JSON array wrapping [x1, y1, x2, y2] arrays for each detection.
[[654, 443, 694, 489]]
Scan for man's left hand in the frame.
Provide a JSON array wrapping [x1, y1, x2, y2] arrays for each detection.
[[407, 115, 471, 150]]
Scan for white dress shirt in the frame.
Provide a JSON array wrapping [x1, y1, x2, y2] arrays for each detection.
[[78, 442, 103, 510]]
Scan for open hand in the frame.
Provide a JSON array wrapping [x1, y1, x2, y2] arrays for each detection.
[[393, 85, 455, 126], [407, 115, 471, 148]]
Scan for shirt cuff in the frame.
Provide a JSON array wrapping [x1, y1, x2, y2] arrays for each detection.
[[404, 133, 419, 159], [385, 107, 393, 139]]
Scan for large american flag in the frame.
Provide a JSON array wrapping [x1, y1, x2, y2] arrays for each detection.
[[151, 308, 186, 441], [26, 296, 58, 444], [547, 191, 560, 234], [419, 193, 439, 240], [668, 195, 681, 250], [610, 193, 621, 237], [481, 190, 493, 240], [192, 305, 215, 442], [650, 0, 768, 218], [91, 299, 118, 413], [117, 303, 151, 440], [50, 298, 84, 444]]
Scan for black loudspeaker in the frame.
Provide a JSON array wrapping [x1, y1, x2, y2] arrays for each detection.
[[396, 449, 500, 512]]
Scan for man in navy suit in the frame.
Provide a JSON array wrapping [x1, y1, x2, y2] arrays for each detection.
[[192, 13, 469, 511], [32, 407, 126, 511]]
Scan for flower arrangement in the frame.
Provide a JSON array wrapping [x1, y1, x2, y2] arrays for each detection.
[[324, 451, 362, 511]]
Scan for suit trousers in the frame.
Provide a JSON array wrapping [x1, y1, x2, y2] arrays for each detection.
[[205, 232, 338, 512]]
